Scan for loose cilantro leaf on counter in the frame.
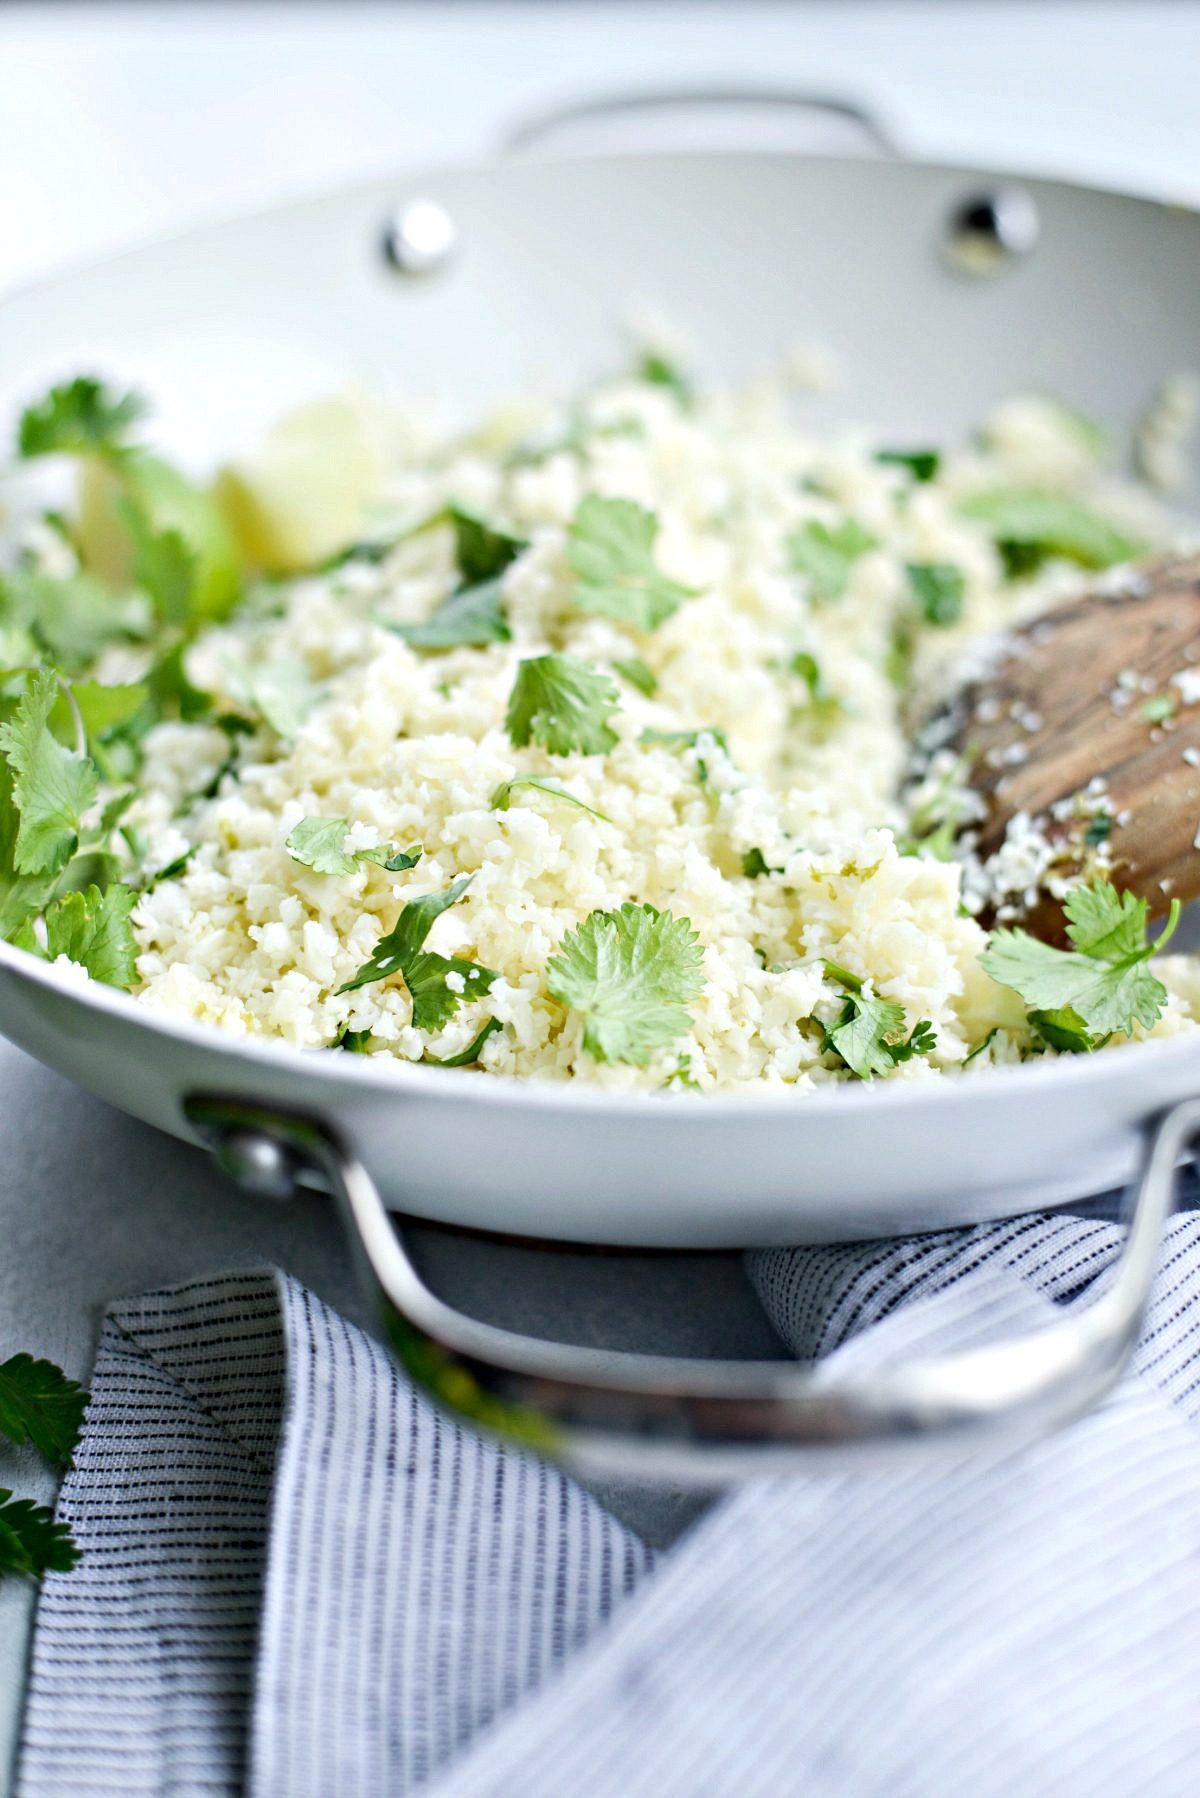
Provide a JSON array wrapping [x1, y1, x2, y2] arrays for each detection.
[[612, 656, 658, 697], [0, 670, 98, 876], [547, 902, 705, 1066], [567, 496, 695, 632], [337, 874, 498, 1031], [787, 518, 876, 603], [876, 448, 941, 483], [490, 774, 611, 823], [506, 654, 619, 756], [0, 1491, 81, 1581], [423, 1015, 502, 1067], [392, 578, 511, 650], [958, 489, 1142, 574], [981, 879, 1180, 1043], [14, 883, 138, 988], [820, 961, 936, 1079], [286, 817, 422, 876], [907, 561, 965, 627], [1141, 693, 1176, 725], [17, 376, 147, 461], [0, 1354, 88, 1467]]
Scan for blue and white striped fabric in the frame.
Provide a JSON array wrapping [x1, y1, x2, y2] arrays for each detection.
[[20, 1208, 1200, 1796]]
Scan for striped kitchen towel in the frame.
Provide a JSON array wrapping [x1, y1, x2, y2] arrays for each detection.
[[19, 1208, 1200, 1796]]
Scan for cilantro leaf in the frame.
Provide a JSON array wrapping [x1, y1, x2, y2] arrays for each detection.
[[612, 656, 658, 697], [490, 774, 611, 822], [285, 817, 422, 876], [392, 578, 511, 650], [64, 681, 150, 746], [789, 650, 842, 715], [567, 496, 694, 632], [333, 1025, 374, 1053], [876, 448, 941, 482], [741, 848, 777, 878], [15, 884, 138, 988], [907, 561, 965, 627], [638, 725, 730, 794], [958, 489, 1142, 572], [337, 875, 498, 1030], [820, 962, 936, 1078], [0, 670, 98, 876], [1029, 1007, 1097, 1053], [981, 879, 1180, 1041], [446, 506, 527, 586], [0, 1490, 81, 1580], [423, 1015, 502, 1067], [962, 1026, 1000, 1066], [0, 569, 150, 673], [0, 1354, 88, 1467], [636, 351, 693, 407], [226, 657, 317, 739], [17, 376, 146, 460], [787, 519, 876, 602], [547, 902, 705, 1066], [117, 498, 198, 625], [506, 654, 619, 756], [146, 641, 214, 724]]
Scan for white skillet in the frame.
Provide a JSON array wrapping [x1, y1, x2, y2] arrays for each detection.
[[2, 95, 1198, 1474]]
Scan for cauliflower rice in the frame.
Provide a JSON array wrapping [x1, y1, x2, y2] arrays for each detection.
[[7, 358, 1200, 1091]]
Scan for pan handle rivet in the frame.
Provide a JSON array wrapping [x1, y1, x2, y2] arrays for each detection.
[[944, 187, 1040, 276], [213, 1128, 298, 1202], [381, 199, 457, 276]]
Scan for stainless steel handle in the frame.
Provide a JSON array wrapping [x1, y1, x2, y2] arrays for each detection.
[[185, 1094, 1192, 1486], [502, 87, 896, 160]]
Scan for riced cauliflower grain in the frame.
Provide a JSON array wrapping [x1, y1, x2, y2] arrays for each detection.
[[119, 372, 1198, 1089]]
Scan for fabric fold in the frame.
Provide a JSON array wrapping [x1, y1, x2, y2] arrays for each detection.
[[20, 1208, 1200, 1797]]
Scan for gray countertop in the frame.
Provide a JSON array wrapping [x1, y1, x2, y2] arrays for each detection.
[[0, 1037, 781, 1792]]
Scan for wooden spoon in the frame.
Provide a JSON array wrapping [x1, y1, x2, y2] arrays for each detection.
[[930, 553, 1200, 942]]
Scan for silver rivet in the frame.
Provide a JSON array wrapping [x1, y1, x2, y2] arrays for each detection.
[[215, 1129, 297, 1202], [381, 199, 457, 276], [944, 187, 1040, 276]]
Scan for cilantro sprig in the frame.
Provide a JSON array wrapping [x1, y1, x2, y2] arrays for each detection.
[[506, 654, 620, 757], [959, 489, 1142, 576], [490, 774, 611, 823], [13, 884, 138, 988], [18, 377, 147, 461], [0, 669, 98, 878], [337, 875, 498, 1032], [820, 961, 936, 1079], [981, 879, 1179, 1048], [547, 902, 705, 1065], [567, 496, 695, 632], [788, 519, 875, 603], [0, 1352, 87, 1583], [285, 818, 421, 877]]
